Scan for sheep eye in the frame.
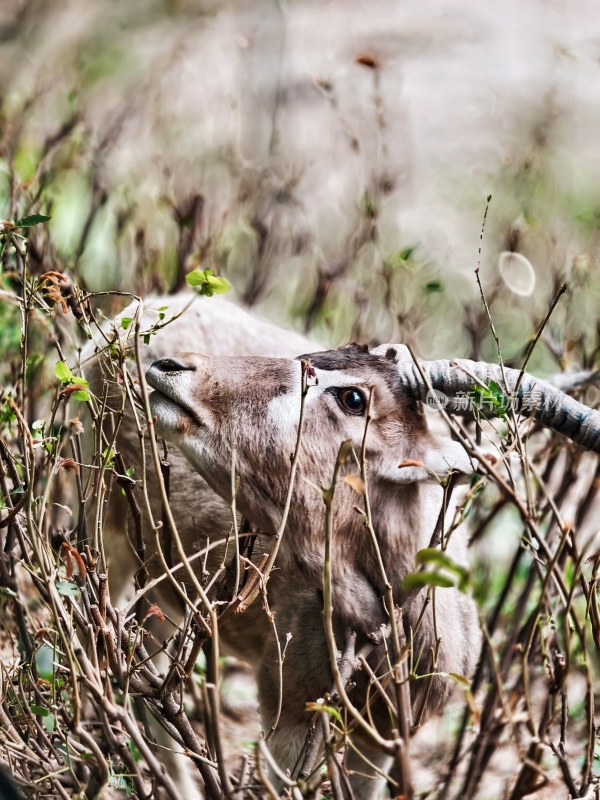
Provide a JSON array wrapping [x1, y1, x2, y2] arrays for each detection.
[[337, 387, 366, 415]]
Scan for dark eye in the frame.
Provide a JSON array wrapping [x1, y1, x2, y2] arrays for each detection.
[[336, 387, 366, 415]]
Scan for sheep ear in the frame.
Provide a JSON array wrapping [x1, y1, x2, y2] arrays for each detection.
[[422, 436, 476, 479], [370, 343, 478, 483], [369, 343, 413, 363]]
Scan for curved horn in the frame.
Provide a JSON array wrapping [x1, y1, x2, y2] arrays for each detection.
[[395, 358, 600, 454]]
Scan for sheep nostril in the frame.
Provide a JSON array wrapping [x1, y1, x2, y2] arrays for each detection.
[[151, 358, 195, 373]]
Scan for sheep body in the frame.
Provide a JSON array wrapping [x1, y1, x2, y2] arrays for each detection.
[[83, 294, 480, 799]]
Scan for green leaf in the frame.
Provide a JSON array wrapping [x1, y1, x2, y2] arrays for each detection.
[[186, 267, 214, 285], [108, 771, 133, 794], [26, 352, 43, 379], [120, 466, 136, 496], [57, 580, 80, 597], [0, 402, 16, 426], [35, 644, 55, 683], [448, 672, 472, 687], [318, 704, 343, 723], [469, 472, 484, 493], [44, 712, 56, 733], [338, 439, 355, 464], [398, 243, 420, 262], [120, 316, 133, 330], [424, 280, 443, 293], [361, 191, 377, 219], [387, 243, 421, 270], [470, 380, 508, 415], [416, 548, 452, 567], [193, 650, 207, 678], [416, 548, 466, 576], [414, 548, 470, 591], [128, 737, 142, 763], [72, 390, 90, 402], [15, 213, 51, 228], [402, 572, 455, 591], [30, 703, 49, 717], [185, 268, 232, 297], [305, 701, 343, 723], [54, 361, 73, 383], [102, 446, 116, 469], [204, 274, 231, 295], [42, 439, 55, 456]]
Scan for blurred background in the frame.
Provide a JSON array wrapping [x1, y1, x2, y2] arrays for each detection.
[[1, 0, 599, 369]]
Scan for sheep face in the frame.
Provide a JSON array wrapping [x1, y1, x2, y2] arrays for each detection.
[[146, 345, 472, 560]]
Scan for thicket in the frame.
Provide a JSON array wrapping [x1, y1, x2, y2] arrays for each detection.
[[0, 10, 599, 796]]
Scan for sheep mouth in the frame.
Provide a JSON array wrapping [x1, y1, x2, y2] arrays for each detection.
[[147, 387, 204, 431]]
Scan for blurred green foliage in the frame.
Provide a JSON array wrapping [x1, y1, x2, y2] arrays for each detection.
[[0, 0, 597, 376]]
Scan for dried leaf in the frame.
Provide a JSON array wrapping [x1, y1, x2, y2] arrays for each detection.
[[146, 604, 166, 622], [343, 474, 365, 495], [464, 689, 480, 724], [59, 383, 83, 398], [33, 627, 55, 641], [59, 384, 90, 402], [62, 545, 73, 580], [40, 270, 68, 283], [72, 548, 87, 579], [481, 452, 498, 465], [69, 416, 84, 435], [61, 542, 87, 579], [356, 54, 379, 69], [398, 459, 423, 468], [44, 283, 69, 313], [55, 457, 79, 474]]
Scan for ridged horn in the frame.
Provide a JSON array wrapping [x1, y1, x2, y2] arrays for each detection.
[[395, 359, 600, 454]]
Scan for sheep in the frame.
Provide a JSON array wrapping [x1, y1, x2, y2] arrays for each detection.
[[83, 293, 600, 799]]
